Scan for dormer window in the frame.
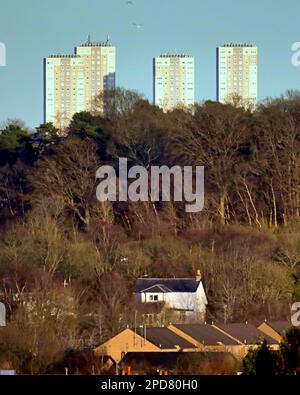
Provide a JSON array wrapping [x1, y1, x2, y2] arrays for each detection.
[[149, 295, 159, 301]]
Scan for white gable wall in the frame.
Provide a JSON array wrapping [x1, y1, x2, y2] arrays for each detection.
[[136, 281, 207, 315]]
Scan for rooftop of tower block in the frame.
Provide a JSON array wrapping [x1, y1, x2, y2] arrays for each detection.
[[47, 54, 81, 58], [80, 35, 113, 47], [157, 53, 193, 58], [80, 41, 113, 47], [221, 43, 255, 48]]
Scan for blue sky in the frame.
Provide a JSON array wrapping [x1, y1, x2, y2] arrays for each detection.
[[0, 0, 300, 128]]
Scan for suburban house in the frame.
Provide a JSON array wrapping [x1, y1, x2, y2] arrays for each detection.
[[212, 323, 280, 357], [258, 321, 292, 343], [94, 327, 197, 363], [168, 323, 280, 359], [93, 322, 281, 373], [169, 323, 241, 352], [134, 270, 208, 324]]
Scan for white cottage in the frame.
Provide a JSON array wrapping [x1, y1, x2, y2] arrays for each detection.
[[134, 271, 208, 323]]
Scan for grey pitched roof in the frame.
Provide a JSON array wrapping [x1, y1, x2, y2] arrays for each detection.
[[215, 323, 278, 345], [134, 278, 200, 293], [267, 321, 292, 337], [173, 324, 240, 346], [136, 327, 197, 350], [141, 285, 172, 293]]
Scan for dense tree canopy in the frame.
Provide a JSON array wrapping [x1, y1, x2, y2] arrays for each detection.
[[1, 88, 300, 373]]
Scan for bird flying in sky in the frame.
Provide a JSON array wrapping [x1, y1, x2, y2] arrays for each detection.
[[132, 22, 143, 28]]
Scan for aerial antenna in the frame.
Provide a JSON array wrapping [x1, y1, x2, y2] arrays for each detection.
[[106, 34, 110, 44], [87, 34, 91, 44]]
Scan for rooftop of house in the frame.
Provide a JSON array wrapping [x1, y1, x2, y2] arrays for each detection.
[[173, 324, 240, 346], [136, 327, 197, 350], [134, 278, 201, 294], [263, 321, 292, 337], [214, 323, 278, 345]]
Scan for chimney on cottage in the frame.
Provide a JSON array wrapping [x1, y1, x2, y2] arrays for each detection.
[[196, 269, 202, 282]]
